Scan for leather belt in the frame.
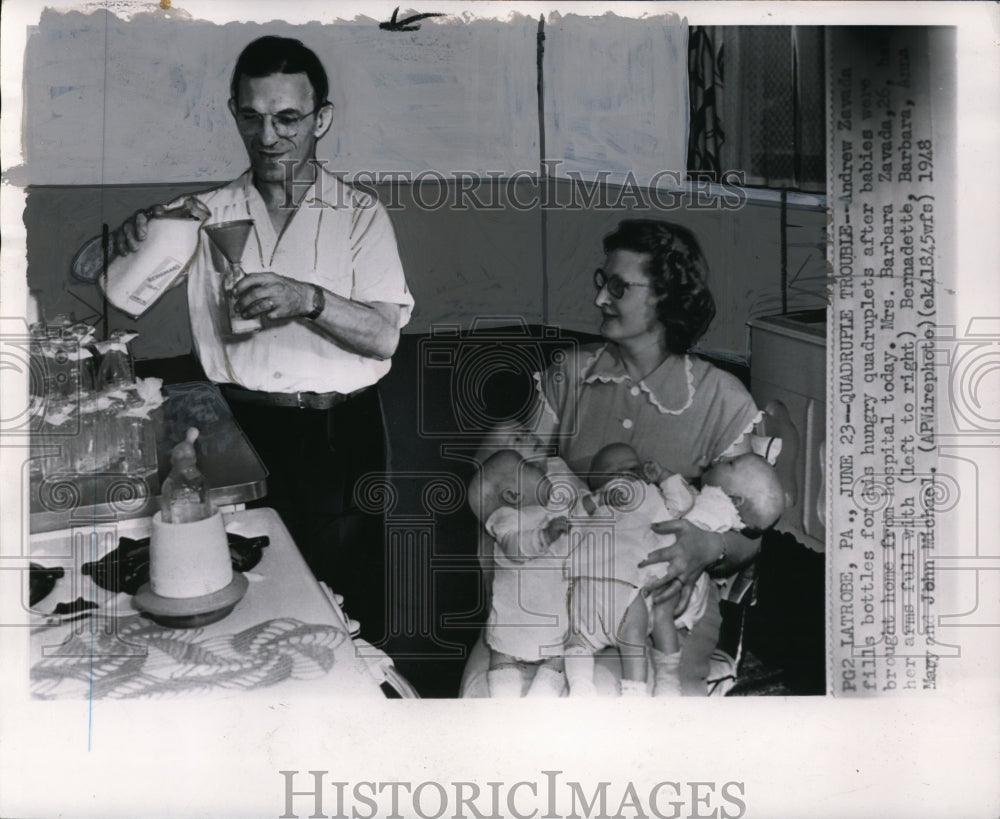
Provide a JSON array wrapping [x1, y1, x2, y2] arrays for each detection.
[[221, 383, 364, 411]]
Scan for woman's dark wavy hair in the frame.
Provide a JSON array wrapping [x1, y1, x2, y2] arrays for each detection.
[[230, 36, 329, 107], [602, 219, 716, 354]]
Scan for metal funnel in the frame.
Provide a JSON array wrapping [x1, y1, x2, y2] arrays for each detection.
[[204, 219, 254, 265]]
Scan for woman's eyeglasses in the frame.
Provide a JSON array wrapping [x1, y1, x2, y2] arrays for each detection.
[[594, 268, 653, 299], [234, 105, 325, 137]]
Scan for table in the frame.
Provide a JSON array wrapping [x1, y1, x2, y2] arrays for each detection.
[[30, 381, 268, 534], [29, 508, 387, 699]]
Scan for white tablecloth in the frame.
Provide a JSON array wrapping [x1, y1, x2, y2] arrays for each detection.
[[29, 508, 385, 699]]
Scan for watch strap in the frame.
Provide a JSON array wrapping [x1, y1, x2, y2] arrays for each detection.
[[305, 284, 325, 321]]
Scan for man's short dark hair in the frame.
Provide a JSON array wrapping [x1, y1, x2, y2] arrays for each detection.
[[230, 36, 329, 107]]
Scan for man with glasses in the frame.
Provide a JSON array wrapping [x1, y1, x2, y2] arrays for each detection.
[[94, 36, 413, 645]]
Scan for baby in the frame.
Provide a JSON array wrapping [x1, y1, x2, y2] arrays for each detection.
[[478, 420, 549, 460], [468, 449, 578, 697], [563, 443, 785, 697]]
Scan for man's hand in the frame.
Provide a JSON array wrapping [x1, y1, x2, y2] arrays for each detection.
[[639, 519, 723, 612], [111, 205, 166, 258], [229, 270, 401, 361], [233, 272, 313, 321], [109, 197, 209, 259]]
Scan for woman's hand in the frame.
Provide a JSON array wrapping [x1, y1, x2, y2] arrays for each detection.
[[639, 519, 723, 612]]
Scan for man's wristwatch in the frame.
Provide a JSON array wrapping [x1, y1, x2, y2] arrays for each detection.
[[304, 284, 325, 321]]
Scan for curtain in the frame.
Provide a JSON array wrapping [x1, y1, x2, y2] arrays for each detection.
[[687, 26, 725, 179], [688, 26, 826, 192]]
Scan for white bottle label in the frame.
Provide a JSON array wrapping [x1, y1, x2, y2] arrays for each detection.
[[126, 257, 184, 309]]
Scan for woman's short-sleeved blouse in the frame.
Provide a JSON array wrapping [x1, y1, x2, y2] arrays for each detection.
[[535, 343, 761, 479]]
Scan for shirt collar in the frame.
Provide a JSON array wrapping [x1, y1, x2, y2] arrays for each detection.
[[238, 165, 349, 210], [236, 168, 345, 267], [582, 344, 696, 415]]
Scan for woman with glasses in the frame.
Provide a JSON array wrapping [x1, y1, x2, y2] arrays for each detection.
[[463, 219, 763, 696]]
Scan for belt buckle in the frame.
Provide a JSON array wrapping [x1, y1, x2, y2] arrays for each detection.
[[295, 391, 306, 409]]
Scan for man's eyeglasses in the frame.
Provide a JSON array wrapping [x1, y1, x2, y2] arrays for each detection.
[[234, 104, 326, 137], [594, 268, 653, 299]]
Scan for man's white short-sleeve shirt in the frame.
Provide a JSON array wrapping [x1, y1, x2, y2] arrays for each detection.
[[184, 168, 413, 393]]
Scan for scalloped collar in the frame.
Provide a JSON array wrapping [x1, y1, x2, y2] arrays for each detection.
[[581, 344, 696, 415]]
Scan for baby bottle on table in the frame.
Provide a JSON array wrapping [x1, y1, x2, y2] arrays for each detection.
[[160, 427, 213, 523], [151, 427, 232, 599]]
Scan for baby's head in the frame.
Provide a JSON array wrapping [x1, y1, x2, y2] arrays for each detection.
[[481, 422, 547, 458], [588, 442, 644, 490], [468, 449, 551, 521], [701, 453, 784, 533]]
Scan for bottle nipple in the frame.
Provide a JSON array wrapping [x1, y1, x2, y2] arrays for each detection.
[[170, 427, 200, 467]]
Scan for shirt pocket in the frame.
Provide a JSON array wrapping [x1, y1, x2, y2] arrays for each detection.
[[306, 209, 354, 296]]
